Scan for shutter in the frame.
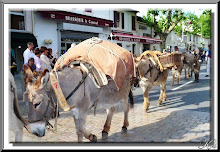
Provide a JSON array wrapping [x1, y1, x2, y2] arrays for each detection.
[[132, 16, 136, 30], [114, 11, 118, 28], [121, 13, 124, 29]]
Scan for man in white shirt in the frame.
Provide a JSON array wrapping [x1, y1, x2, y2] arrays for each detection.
[[23, 42, 35, 64], [33, 48, 42, 72], [40, 47, 52, 71]]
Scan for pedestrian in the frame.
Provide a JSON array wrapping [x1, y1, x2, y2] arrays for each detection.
[[193, 50, 198, 57], [40, 46, 52, 71], [22, 58, 37, 89], [47, 48, 58, 69], [10, 53, 17, 76], [23, 58, 36, 72], [203, 51, 207, 62], [174, 46, 179, 52], [23, 42, 35, 65], [205, 44, 211, 77], [33, 48, 42, 73]]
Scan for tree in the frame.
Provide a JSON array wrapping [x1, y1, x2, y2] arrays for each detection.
[[142, 9, 185, 51], [199, 10, 211, 39]]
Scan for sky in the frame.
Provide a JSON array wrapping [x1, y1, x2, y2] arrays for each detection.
[[136, 8, 204, 17]]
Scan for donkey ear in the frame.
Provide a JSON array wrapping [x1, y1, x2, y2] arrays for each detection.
[[34, 69, 50, 89], [23, 64, 34, 83]]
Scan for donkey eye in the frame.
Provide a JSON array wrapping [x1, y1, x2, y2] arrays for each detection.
[[34, 102, 41, 109]]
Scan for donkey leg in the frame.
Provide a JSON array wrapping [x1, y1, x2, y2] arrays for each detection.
[[102, 107, 115, 140], [177, 71, 181, 84], [72, 109, 97, 142], [15, 130, 23, 142], [121, 98, 129, 134], [171, 68, 175, 86], [158, 83, 166, 105], [140, 80, 152, 111]]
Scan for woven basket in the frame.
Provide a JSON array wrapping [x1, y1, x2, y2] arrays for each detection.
[[159, 53, 182, 68]]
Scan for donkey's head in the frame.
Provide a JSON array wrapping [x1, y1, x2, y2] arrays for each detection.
[[23, 65, 55, 137]]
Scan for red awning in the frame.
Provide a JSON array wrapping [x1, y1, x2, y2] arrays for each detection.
[[112, 33, 162, 44], [41, 10, 113, 27]]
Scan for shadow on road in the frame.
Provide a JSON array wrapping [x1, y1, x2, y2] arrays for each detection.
[[103, 109, 210, 143]]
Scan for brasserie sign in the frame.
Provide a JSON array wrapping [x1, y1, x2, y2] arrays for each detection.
[[41, 11, 113, 27]]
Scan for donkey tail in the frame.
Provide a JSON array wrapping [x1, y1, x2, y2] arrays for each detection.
[[128, 89, 134, 109]]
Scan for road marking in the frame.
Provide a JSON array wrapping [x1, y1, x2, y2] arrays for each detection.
[[171, 81, 194, 91]]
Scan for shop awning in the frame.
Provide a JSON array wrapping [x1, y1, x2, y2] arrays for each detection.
[[112, 33, 162, 44], [10, 31, 38, 47], [41, 10, 114, 27]]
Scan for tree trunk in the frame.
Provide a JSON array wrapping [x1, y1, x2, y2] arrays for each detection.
[[160, 34, 167, 52]]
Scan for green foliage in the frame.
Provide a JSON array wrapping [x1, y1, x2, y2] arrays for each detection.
[[142, 9, 184, 35], [199, 10, 211, 38]]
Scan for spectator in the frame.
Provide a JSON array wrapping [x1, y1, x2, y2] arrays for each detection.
[[10, 53, 17, 76], [33, 48, 42, 73], [47, 48, 58, 69], [193, 50, 198, 57], [205, 44, 211, 77], [174, 46, 179, 52], [40, 47, 52, 71], [23, 42, 35, 65], [23, 58, 36, 72], [21, 58, 37, 89], [203, 51, 207, 62]]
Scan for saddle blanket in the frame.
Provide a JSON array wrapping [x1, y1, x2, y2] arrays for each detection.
[[54, 37, 136, 90]]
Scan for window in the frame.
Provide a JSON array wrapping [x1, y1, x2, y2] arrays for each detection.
[[10, 14, 25, 30], [132, 16, 136, 31], [121, 13, 124, 29], [10, 10, 25, 30], [114, 11, 120, 28], [139, 24, 147, 30], [143, 33, 151, 38], [85, 8, 92, 13], [132, 44, 136, 54]]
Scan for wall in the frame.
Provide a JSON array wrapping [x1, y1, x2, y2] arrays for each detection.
[[33, 12, 59, 55], [56, 8, 113, 21]]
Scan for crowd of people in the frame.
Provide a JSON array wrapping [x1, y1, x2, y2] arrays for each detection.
[[22, 42, 58, 74], [12, 42, 58, 93]]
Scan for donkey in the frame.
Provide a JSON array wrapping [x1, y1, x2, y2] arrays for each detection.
[[9, 71, 24, 142], [182, 52, 196, 79], [134, 56, 169, 111], [172, 52, 201, 84], [22, 63, 133, 142], [172, 53, 184, 85], [193, 55, 203, 82]]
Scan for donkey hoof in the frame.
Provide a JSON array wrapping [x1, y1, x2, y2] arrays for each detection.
[[101, 131, 108, 140], [90, 135, 97, 143], [121, 126, 127, 134], [157, 102, 162, 106]]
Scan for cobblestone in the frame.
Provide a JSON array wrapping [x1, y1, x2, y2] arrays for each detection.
[[9, 102, 211, 143]]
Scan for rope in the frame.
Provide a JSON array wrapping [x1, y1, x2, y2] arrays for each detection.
[[87, 37, 127, 74]]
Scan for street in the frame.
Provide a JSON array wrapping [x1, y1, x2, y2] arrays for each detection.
[[10, 63, 211, 144]]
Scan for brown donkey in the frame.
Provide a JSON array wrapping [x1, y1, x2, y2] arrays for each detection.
[[134, 52, 169, 111]]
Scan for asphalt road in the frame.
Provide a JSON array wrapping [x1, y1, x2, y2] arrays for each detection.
[[132, 63, 211, 113]]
